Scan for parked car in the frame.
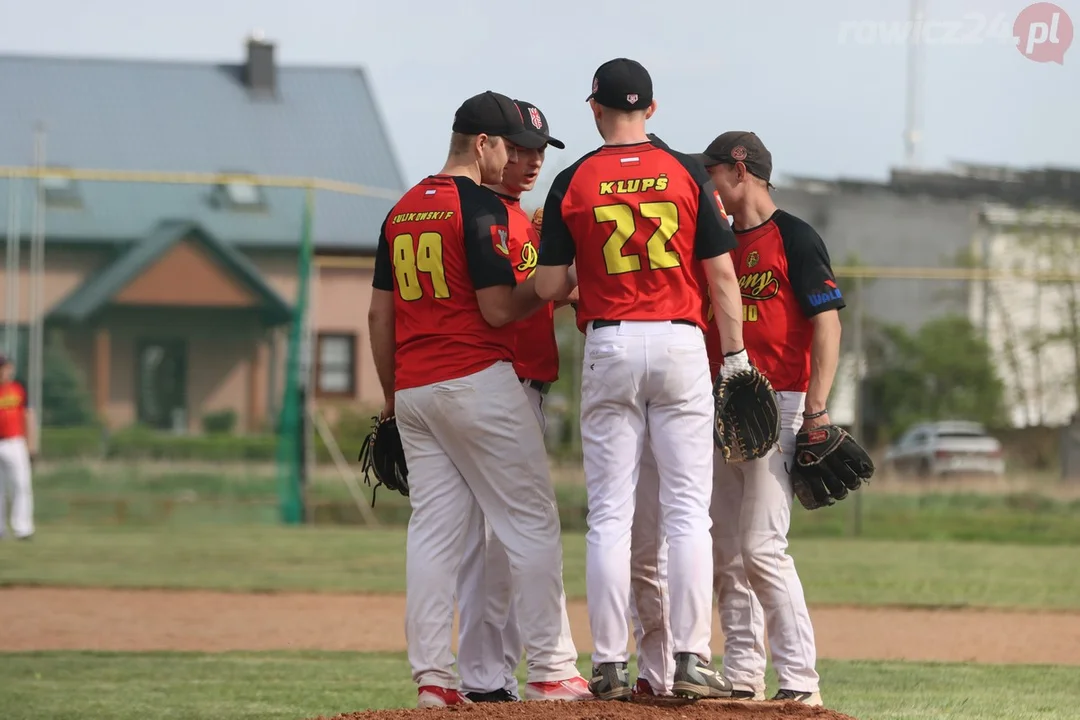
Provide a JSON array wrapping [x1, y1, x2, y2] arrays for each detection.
[[884, 420, 1006, 477]]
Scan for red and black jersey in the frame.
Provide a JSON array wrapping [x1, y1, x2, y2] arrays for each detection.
[[705, 209, 845, 392], [496, 193, 559, 384], [0, 380, 28, 439], [537, 135, 736, 334], [372, 175, 518, 392]]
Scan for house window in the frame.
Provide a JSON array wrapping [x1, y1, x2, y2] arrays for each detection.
[[316, 333, 356, 397]]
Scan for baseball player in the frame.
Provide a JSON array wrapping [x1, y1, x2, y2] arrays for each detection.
[[534, 58, 747, 701], [696, 131, 844, 707], [0, 353, 35, 541], [455, 99, 584, 703], [368, 90, 589, 708]]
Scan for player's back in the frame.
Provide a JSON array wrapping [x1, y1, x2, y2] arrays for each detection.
[[379, 175, 515, 391], [551, 138, 712, 331]]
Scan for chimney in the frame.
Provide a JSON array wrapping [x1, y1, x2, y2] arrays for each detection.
[[244, 31, 276, 96]]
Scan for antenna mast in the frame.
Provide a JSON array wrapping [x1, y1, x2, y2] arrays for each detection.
[[903, 0, 926, 168]]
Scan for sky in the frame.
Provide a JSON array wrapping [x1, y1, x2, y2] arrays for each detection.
[[1, 0, 1077, 193]]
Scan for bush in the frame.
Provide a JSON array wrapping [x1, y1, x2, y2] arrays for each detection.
[[41, 426, 106, 459], [36, 408, 379, 465], [107, 427, 277, 462], [202, 410, 238, 435]]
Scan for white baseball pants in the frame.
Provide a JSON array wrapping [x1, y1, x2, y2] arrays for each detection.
[[0, 437, 34, 538], [396, 361, 579, 689], [456, 382, 560, 696], [628, 439, 673, 694], [581, 320, 715, 666], [711, 391, 820, 694]]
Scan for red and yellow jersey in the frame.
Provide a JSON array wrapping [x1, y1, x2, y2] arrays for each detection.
[[705, 209, 845, 391], [537, 135, 736, 334], [0, 380, 28, 439], [496, 193, 559, 383], [372, 175, 518, 392]]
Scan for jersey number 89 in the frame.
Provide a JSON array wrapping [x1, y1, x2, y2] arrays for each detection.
[[393, 232, 449, 301], [594, 201, 681, 275]]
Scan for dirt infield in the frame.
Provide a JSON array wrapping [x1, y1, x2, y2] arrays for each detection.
[[3, 587, 1080, 666], [314, 698, 856, 720]]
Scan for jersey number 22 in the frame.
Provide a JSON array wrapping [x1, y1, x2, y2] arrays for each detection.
[[594, 201, 681, 275]]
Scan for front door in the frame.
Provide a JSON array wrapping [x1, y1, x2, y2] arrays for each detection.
[[136, 338, 187, 431]]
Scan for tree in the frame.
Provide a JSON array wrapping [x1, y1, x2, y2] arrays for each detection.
[[40, 331, 96, 427], [861, 315, 1007, 443]]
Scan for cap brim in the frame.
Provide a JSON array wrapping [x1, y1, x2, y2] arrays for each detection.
[[545, 135, 565, 150], [690, 152, 722, 168], [506, 130, 548, 150]]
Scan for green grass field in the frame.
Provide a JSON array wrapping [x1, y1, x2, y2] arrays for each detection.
[[8, 461, 1080, 720], [31, 463, 1080, 545], [2, 651, 1078, 720], [4, 524, 1080, 609]]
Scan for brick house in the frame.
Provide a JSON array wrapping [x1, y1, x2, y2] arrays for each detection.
[[0, 38, 403, 433]]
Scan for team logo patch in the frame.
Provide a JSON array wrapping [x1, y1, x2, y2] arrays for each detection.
[[626, 93, 639, 104], [491, 225, 510, 256], [746, 250, 759, 268], [592, 76, 599, 94], [528, 107, 543, 129], [731, 145, 748, 161]]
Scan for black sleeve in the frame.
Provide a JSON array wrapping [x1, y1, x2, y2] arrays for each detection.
[[671, 151, 737, 260], [372, 210, 394, 291], [776, 212, 847, 318], [537, 166, 577, 267], [457, 179, 517, 289]]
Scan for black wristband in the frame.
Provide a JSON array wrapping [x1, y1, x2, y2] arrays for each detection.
[[803, 408, 828, 420], [723, 348, 745, 357]]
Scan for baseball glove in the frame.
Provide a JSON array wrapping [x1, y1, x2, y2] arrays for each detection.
[[713, 369, 782, 463], [357, 415, 409, 506], [790, 424, 875, 510]]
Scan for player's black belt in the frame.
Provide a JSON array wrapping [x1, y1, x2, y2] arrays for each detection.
[[519, 377, 552, 395], [592, 319, 698, 329]]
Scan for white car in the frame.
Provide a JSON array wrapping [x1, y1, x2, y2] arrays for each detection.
[[884, 420, 1006, 477]]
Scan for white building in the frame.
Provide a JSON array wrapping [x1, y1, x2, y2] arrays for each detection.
[[970, 204, 1080, 428]]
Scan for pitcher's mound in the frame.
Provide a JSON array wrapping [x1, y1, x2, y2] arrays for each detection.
[[316, 698, 857, 720]]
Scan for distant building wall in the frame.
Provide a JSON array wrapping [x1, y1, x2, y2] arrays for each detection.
[[970, 205, 1080, 428], [774, 187, 978, 331], [772, 186, 980, 428]]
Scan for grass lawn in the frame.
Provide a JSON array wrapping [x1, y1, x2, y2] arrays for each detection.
[[3, 525, 1080, 610], [31, 463, 1080, 545], [1, 650, 1077, 720]]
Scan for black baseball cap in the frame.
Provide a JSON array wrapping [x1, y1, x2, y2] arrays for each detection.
[[693, 131, 774, 185], [511, 100, 565, 150], [452, 91, 534, 146], [586, 58, 653, 111]]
